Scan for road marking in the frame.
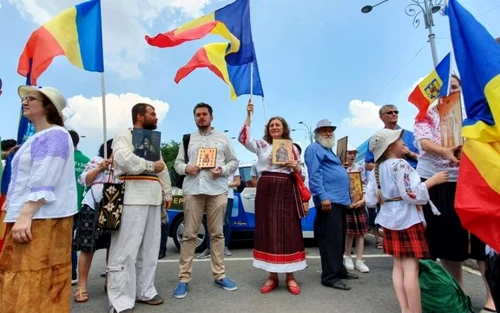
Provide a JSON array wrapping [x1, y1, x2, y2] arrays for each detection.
[[462, 266, 481, 276], [158, 254, 392, 263]]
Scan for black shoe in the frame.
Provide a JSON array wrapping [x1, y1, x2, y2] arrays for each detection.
[[322, 281, 351, 290], [341, 273, 359, 280], [158, 251, 166, 259]]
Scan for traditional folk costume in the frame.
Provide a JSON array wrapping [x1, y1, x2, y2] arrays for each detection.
[[239, 125, 307, 273], [107, 130, 172, 312], [74, 156, 114, 253], [0, 126, 77, 313], [346, 164, 368, 236], [414, 106, 485, 262], [366, 158, 430, 259]]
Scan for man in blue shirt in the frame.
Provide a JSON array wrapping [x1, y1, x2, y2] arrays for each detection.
[[305, 119, 358, 291], [365, 105, 419, 170]]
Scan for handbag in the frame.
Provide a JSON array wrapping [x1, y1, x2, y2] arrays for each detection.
[[96, 166, 125, 231], [292, 171, 311, 202]]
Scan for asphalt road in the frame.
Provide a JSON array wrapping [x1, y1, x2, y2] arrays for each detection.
[[72, 236, 487, 313]]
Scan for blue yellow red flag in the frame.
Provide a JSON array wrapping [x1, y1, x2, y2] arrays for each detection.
[[408, 53, 451, 121], [447, 0, 500, 252]]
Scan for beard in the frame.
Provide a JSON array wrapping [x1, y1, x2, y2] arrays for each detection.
[[316, 134, 335, 149], [143, 121, 157, 130]]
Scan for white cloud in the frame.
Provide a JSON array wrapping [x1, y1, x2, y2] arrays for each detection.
[[343, 100, 383, 130], [7, 0, 213, 78], [63, 93, 170, 151]]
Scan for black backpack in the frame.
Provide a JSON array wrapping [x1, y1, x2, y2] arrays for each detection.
[[174, 134, 190, 189]]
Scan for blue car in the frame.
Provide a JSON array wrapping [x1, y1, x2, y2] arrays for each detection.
[[168, 165, 317, 252]]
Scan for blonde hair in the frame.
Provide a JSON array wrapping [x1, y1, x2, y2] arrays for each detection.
[[374, 158, 385, 205]]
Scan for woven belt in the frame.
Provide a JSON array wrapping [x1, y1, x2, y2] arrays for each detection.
[[384, 197, 403, 203], [119, 175, 159, 182]]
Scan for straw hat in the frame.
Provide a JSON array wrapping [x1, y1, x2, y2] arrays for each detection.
[[18, 86, 66, 119], [369, 129, 404, 162]]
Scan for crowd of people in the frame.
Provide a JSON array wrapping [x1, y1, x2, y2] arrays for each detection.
[[0, 80, 498, 313]]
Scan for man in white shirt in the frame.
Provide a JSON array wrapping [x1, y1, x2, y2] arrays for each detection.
[[173, 103, 239, 299], [107, 103, 172, 313]]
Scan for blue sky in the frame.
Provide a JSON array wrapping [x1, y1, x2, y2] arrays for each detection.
[[1, 0, 499, 163]]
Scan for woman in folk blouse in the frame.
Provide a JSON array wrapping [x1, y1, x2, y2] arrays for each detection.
[[0, 86, 77, 313], [239, 101, 306, 295]]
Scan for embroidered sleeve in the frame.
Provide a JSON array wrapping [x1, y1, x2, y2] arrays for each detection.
[[78, 157, 101, 187], [395, 160, 430, 205], [27, 129, 71, 203], [238, 125, 267, 154]]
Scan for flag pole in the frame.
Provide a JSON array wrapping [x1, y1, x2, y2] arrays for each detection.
[[101, 72, 108, 159], [262, 97, 267, 122], [249, 61, 254, 120]]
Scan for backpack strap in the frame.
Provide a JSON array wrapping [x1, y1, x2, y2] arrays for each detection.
[[182, 134, 190, 163]]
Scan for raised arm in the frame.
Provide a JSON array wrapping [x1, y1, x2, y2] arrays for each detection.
[[238, 101, 262, 154]]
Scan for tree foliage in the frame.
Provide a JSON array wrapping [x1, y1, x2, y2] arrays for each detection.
[[161, 140, 180, 182]]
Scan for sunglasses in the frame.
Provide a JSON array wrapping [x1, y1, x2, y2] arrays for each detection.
[[384, 110, 399, 115], [21, 95, 43, 103]]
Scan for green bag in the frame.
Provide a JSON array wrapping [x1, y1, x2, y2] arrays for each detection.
[[419, 260, 473, 313]]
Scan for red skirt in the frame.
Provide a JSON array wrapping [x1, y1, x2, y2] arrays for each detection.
[[383, 223, 430, 258], [253, 172, 306, 273], [346, 208, 368, 235]]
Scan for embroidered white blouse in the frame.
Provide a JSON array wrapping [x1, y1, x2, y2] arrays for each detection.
[[5, 126, 77, 222], [366, 158, 429, 230], [238, 125, 299, 175], [414, 105, 459, 181], [79, 156, 118, 210]]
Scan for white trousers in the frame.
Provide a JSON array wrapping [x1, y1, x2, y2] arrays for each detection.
[[107, 204, 161, 312]]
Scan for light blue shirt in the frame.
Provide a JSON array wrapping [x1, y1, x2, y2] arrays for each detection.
[[305, 142, 351, 206]]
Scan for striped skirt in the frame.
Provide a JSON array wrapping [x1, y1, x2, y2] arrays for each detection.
[[253, 172, 307, 273], [0, 217, 73, 313], [346, 207, 369, 235], [383, 223, 430, 259]]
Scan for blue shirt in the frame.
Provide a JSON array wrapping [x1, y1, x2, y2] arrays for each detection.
[[365, 127, 419, 169], [305, 142, 351, 206]]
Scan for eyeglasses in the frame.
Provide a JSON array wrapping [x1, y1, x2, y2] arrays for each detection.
[[22, 95, 43, 103], [384, 110, 399, 115]]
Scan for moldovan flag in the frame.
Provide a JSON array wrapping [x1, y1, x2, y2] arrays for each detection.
[[18, 0, 104, 85], [448, 0, 500, 252], [408, 53, 451, 121]]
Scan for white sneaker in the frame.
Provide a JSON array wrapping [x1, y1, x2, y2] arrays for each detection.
[[355, 260, 370, 273], [224, 247, 232, 256], [344, 256, 354, 271], [197, 249, 211, 259]]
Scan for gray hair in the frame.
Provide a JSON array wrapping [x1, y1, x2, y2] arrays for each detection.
[[379, 104, 398, 116]]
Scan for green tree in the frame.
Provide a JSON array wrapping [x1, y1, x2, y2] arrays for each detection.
[[161, 140, 180, 183]]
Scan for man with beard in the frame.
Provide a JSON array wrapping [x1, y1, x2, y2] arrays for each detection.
[[305, 119, 358, 291], [107, 103, 172, 313], [173, 103, 239, 299]]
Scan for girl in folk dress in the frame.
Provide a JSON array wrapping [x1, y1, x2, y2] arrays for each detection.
[[366, 129, 448, 313], [239, 101, 307, 295], [344, 146, 370, 273]]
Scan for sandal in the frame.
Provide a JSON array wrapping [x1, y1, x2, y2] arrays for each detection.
[[286, 277, 301, 295], [74, 287, 89, 303], [260, 277, 279, 294], [376, 241, 383, 249]]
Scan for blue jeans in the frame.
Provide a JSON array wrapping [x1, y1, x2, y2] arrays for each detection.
[[207, 197, 233, 249], [71, 213, 79, 280], [160, 221, 168, 253]]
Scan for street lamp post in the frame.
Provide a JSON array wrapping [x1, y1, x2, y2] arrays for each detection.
[[362, 0, 443, 67], [298, 121, 314, 144]]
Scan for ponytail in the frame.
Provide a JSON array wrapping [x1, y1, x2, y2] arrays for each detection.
[[374, 158, 385, 205]]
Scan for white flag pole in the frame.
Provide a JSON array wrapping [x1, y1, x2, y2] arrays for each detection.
[[101, 72, 108, 159], [249, 61, 254, 121]]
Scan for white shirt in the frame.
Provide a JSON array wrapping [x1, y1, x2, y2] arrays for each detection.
[[5, 126, 77, 222], [227, 169, 240, 199], [112, 130, 172, 206], [414, 105, 459, 181], [174, 129, 239, 196], [238, 125, 299, 175], [366, 158, 429, 230], [79, 156, 119, 210]]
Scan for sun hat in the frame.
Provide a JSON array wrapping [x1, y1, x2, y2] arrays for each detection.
[[347, 145, 358, 152], [369, 129, 404, 162], [18, 85, 66, 119], [314, 119, 337, 133]]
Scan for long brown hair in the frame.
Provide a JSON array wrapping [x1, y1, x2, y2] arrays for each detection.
[[374, 157, 386, 205], [263, 116, 292, 144], [39, 93, 64, 127]]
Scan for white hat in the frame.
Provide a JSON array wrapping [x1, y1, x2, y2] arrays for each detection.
[[314, 119, 337, 133], [18, 86, 66, 119], [347, 144, 358, 152], [369, 129, 404, 162]]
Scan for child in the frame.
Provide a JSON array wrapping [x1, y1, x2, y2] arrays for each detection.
[[366, 129, 448, 313], [344, 146, 370, 273]]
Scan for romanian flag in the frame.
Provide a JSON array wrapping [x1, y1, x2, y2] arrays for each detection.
[[408, 53, 451, 121], [18, 0, 104, 85], [146, 0, 264, 99], [448, 0, 500, 252]]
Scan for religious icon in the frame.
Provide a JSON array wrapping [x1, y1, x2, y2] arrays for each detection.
[[336, 136, 348, 165], [349, 171, 363, 205], [272, 139, 293, 164], [438, 92, 463, 148], [197, 148, 217, 168], [132, 128, 161, 161]]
